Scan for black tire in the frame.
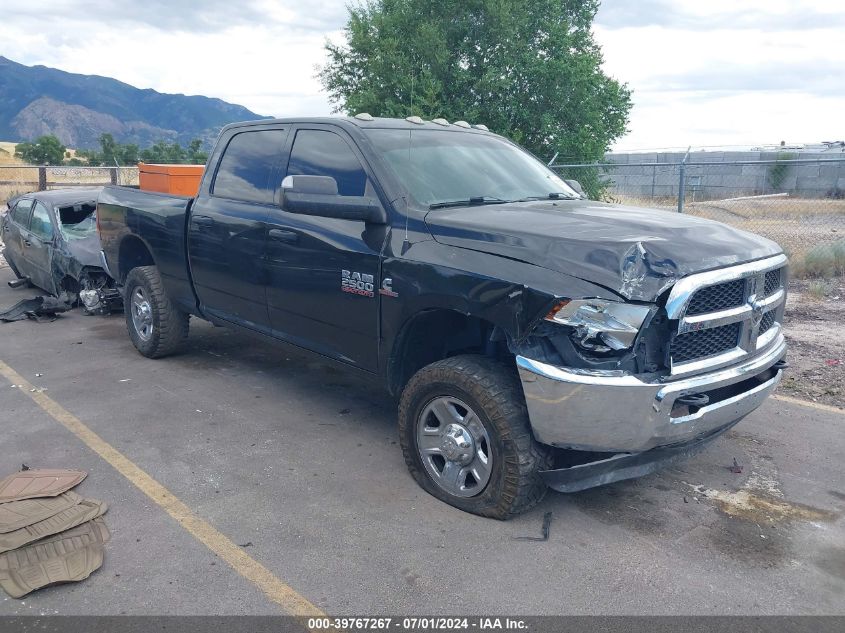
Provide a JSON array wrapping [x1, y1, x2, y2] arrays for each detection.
[[124, 266, 189, 358], [398, 354, 552, 519]]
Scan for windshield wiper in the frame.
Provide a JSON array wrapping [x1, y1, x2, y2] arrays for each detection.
[[515, 192, 579, 202], [428, 196, 513, 210]]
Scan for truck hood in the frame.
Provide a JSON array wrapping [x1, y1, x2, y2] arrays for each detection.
[[424, 200, 783, 301]]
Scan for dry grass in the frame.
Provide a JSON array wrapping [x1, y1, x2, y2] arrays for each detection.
[[0, 141, 22, 160], [801, 239, 845, 277], [806, 280, 831, 300], [0, 140, 38, 203], [616, 194, 845, 270]]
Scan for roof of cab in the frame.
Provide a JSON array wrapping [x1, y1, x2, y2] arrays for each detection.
[[220, 116, 493, 135]]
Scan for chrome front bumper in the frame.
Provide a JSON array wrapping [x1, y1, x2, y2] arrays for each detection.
[[516, 333, 786, 453]]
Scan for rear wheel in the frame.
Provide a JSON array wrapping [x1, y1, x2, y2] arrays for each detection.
[[398, 355, 551, 519], [124, 266, 189, 358]]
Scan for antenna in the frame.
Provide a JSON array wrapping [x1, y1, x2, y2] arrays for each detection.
[[409, 62, 415, 117], [403, 130, 412, 249]]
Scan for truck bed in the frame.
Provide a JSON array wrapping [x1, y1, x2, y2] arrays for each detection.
[[97, 185, 198, 314]]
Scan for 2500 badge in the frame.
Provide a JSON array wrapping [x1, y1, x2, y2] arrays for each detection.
[[342, 269, 375, 297]]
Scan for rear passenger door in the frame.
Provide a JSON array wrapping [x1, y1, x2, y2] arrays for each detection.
[[188, 126, 289, 330], [20, 201, 57, 294], [264, 126, 387, 371]]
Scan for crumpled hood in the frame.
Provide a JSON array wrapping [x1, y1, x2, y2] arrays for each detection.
[[62, 233, 103, 269], [425, 200, 783, 301]]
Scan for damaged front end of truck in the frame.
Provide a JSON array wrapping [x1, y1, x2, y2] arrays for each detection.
[[508, 251, 788, 493], [414, 193, 790, 493]]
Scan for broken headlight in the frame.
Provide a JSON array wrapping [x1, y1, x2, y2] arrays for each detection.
[[545, 299, 653, 353]]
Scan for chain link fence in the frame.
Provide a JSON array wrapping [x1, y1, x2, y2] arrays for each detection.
[[0, 165, 139, 203], [553, 157, 845, 277], [2, 159, 844, 277]]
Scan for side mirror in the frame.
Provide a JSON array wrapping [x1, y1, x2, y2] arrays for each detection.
[[281, 175, 387, 224], [564, 179, 587, 199]]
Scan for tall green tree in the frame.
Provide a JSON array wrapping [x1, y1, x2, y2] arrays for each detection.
[[14, 135, 67, 164], [76, 134, 138, 166], [320, 0, 632, 164], [76, 136, 206, 165], [95, 133, 140, 165], [139, 139, 207, 164]]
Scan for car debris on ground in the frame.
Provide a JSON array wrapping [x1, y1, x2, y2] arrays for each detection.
[[0, 295, 73, 323], [0, 468, 110, 598]]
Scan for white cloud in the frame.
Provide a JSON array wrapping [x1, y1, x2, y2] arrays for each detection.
[[0, 0, 346, 118], [0, 0, 841, 152], [595, 2, 845, 151]]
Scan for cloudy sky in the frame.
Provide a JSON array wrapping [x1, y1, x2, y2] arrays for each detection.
[[1, 0, 842, 152]]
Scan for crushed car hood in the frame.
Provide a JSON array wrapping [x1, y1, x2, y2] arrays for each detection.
[[424, 200, 783, 301], [61, 233, 103, 269]]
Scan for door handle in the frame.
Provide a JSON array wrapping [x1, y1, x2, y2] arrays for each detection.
[[193, 215, 214, 229], [23, 239, 32, 247], [268, 228, 298, 244]]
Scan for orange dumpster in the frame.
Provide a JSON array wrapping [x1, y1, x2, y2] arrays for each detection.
[[138, 163, 204, 196]]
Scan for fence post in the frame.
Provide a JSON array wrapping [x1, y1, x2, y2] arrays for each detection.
[[38, 166, 47, 191], [677, 146, 691, 213], [651, 165, 656, 199], [110, 168, 118, 186]]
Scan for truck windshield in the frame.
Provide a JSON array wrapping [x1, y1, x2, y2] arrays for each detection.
[[364, 128, 578, 208]]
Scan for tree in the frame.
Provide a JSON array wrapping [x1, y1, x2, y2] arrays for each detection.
[[14, 135, 67, 165], [140, 141, 185, 164], [76, 135, 206, 166], [76, 134, 140, 166], [187, 139, 209, 165], [139, 139, 207, 164], [320, 0, 632, 166]]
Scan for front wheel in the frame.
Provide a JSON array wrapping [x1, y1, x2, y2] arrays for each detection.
[[124, 266, 189, 358], [398, 355, 552, 519]]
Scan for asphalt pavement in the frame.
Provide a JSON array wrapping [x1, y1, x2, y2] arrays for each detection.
[[0, 266, 843, 616]]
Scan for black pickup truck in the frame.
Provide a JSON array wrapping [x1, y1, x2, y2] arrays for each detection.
[[97, 116, 788, 518]]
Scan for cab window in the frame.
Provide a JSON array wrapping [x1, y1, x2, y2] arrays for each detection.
[[212, 129, 286, 204], [28, 202, 54, 240], [286, 130, 367, 197]]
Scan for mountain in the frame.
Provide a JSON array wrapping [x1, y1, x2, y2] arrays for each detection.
[[0, 56, 266, 149]]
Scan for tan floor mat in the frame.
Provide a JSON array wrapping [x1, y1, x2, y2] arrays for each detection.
[[0, 498, 107, 554], [0, 518, 109, 598], [0, 469, 87, 502], [0, 491, 82, 533]]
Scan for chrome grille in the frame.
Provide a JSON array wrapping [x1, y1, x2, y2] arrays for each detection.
[[665, 255, 788, 375], [686, 279, 745, 315], [759, 311, 776, 335], [764, 269, 781, 296], [670, 323, 741, 363]]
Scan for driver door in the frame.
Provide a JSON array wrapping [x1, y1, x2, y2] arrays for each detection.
[[264, 126, 387, 371]]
